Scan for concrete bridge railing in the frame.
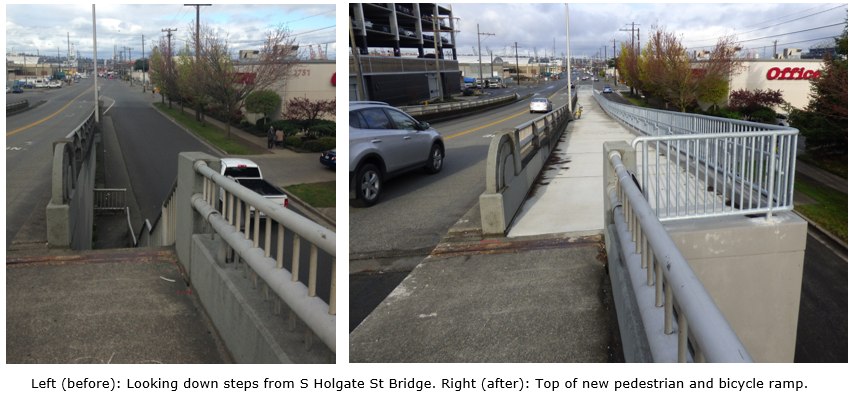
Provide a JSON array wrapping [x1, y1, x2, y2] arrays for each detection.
[[174, 152, 336, 363], [46, 107, 99, 250], [479, 89, 578, 235]]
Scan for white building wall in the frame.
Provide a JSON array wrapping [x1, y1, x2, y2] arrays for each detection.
[[729, 59, 823, 110]]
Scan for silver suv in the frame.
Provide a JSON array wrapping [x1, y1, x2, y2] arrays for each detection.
[[349, 101, 445, 207]]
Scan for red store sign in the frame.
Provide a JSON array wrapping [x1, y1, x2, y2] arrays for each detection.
[[766, 67, 820, 80]]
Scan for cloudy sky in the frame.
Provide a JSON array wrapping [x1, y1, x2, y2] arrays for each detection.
[[4, 3, 336, 61], [438, 2, 847, 59]]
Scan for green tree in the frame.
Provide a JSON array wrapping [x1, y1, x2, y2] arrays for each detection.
[[697, 76, 729, 113], [196, 23, 300, 140], [790, 15, 847, 155], [245, 90, 281, 123], [133, 59, 149, 72]]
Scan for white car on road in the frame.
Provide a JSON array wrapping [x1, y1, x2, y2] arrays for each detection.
[[529, 98, 553, 113]]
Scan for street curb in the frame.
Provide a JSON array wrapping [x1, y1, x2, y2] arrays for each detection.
[[279, 188, 336, 230], [149, 104, 229, 157], [792, 209, 847, 250]]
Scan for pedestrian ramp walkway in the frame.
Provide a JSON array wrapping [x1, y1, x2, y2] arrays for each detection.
[[508, 89, 736, 237]]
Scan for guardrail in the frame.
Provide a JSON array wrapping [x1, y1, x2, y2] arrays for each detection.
[[399, 93, 518, 117], [479, 88, 578, 235], [607, 149, 753, 363], [193, 160, 336, 353], [94, 188, 126, 211], [593, 90, 797, 220]]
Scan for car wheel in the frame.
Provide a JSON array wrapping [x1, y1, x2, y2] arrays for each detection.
[[351, 163, 381, 207], [424, 143, 444, 174]]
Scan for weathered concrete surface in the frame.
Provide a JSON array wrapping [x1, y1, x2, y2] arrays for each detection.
[[6, 247, 231, 364], [350, 232, 622, 363]]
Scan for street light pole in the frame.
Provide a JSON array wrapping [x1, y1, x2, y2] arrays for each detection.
[[566, 3, 572, 116], [92, 5, 99, 124]]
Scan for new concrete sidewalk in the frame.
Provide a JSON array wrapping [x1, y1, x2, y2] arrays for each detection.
[[350, 88, 626, 363]]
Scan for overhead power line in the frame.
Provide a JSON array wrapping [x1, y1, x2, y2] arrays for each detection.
[[685, 22, 846, 50]]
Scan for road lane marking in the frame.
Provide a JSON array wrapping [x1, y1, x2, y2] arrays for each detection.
[[6, 85, 97, 136], [443, 86, 567, 140]]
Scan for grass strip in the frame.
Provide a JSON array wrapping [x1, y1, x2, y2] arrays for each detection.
[[797, 153, 847, 179], [284, 181, 336, 208], [621, 95, 650, 108], [794, 178, 847, 243], [153, 102, 257, 155]]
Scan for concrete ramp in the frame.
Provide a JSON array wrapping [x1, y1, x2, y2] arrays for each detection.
[[508, 89, 636, 237]]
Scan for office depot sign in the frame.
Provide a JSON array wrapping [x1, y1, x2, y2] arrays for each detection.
[[766, 66, 821, 80]]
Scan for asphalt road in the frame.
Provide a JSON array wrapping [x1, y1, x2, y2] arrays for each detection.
[[103, 79, 332, 303], [6, 81, 100, 245]]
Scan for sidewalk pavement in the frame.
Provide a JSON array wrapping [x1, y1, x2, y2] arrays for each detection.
[[350, 88, 626, 362]]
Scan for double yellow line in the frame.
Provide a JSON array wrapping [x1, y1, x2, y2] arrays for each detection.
[[443, 85, 568, 140], [6, 85, 98, 136]]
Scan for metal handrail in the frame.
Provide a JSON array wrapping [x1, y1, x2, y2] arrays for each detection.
[[594, 90, 797, 220], [609, 150, 753, 363]]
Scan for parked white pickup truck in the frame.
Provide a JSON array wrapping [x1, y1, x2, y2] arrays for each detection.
[[219, 158, 289, 217]]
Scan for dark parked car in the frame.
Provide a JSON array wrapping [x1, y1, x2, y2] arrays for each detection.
[[320, 149, 336, 169], [12, 86, 23, 93]]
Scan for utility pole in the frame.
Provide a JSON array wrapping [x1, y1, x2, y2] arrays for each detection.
[[477, 24, 494, 89], [186, 4, 211, 122], [92, 5, 99, 124], [612, 40, 617, 86], [162, 28, 177, 107], [142, 34, 146, 92], [773, 40, 778, 59], [515, 42, 520, 86], [566, 3, 572, 117]]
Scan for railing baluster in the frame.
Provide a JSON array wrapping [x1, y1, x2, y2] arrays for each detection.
[[678, 311, 689, 363], [308, 245, 318, 297]]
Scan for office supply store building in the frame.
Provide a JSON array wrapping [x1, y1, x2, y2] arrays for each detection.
[[727, 59, 824, 110]]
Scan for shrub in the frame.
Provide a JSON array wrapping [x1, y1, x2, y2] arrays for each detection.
[[255, 117, 268, 131], [309, 121, 336, 139], [750, 106, 776, 123], [319, 137, 336, 150], [285, 136, 302, 148], [301, 139, 325, 152], [463, 89, 474, 96]]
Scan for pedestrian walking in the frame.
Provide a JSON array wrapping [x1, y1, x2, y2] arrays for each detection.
[[267, 126, 275, 150], [151, 88, 155, 98], [275, 128, 284, 149]]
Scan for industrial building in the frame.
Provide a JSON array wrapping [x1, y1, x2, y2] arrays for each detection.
[[349, 3, 460, 105]]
